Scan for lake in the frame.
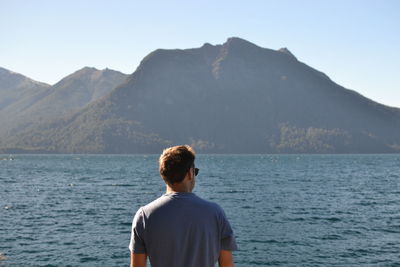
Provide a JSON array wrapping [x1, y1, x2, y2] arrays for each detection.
[[1, 154, 400, 266]]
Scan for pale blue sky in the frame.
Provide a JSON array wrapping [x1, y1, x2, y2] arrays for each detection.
[[1, 0, 399, 107]]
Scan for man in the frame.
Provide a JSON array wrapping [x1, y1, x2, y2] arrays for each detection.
[[129, 145, 237, 267]]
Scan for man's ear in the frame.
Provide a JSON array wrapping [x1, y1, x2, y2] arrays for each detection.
[[186, 168, 194, 181]]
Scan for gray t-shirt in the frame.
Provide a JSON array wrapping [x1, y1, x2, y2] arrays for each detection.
[[129, 192, 237, 267]]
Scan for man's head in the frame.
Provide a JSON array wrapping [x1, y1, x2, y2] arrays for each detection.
[[159, 145, 196, 186]]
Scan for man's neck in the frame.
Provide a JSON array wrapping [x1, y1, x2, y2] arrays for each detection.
[[166, 184, 192, 194]]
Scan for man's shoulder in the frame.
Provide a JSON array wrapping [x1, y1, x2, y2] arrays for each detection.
[[185, 194, 227, 219], [141, 193, 223, 216], [192, 194, 222, 210], [140, 194, 170, 214]]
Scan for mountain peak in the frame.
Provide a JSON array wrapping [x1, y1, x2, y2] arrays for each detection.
[[53, 67, 99, 84], [78, 66, 99, 73], [201, 42, 214, 48], [278, 47, 297, 60], [224, 37, 259, 48], [74, 66, 126, 76], [53, 67, 127, 88]]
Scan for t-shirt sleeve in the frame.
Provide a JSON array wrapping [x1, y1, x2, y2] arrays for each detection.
[[129, 207, 147, 254], [219, 208, 238, 251]]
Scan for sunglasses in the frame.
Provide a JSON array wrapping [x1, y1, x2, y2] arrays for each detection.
[[189, 164, 199, 176]]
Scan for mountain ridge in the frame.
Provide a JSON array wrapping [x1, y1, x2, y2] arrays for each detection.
[[1, 38, 399, 153], [0, 66, 128, 137], [0, 67, 51, 111]]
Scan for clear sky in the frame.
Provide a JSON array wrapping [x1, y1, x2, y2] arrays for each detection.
[[1, 0, 399, 107]]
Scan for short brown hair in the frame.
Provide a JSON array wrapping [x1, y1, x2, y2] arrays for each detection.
[[159, 145, 196, 185]]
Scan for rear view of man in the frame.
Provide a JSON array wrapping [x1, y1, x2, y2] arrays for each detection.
[[129, 145, 237, 267]]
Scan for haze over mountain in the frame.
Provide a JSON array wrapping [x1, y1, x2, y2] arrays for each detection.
[[0, 67, 128, 137], [1, 37, 399, 153]]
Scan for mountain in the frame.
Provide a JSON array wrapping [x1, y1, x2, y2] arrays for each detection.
[[1, 37, 400, 153], [21, 67, 128, 119], [0, 67, 51, 114], [0, 67, 128, 136]]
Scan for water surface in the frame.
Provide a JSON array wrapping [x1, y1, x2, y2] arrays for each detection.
[[1, 154, 400, 266]]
